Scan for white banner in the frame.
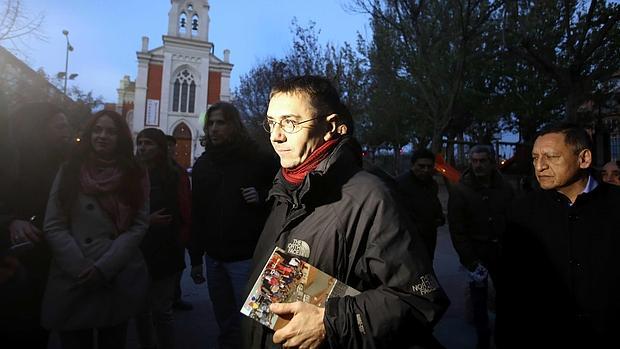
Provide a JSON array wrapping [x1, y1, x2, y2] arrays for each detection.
[[145, 99, 160, 126]]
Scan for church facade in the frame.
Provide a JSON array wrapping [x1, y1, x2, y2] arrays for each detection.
[[118, 0, 233, 168]]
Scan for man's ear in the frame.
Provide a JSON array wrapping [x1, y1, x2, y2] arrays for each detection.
[[324, 114, 347, 141], [578, 149, 592, 169]]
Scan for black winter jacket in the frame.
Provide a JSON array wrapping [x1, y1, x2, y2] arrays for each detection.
[[140, 168, 185, 281], [0, 155, 60, 330], [496, 181, 620, 348], [395, 172, 445, 258], [447, 169, 514, 271], [189, 140, 278, 264], [243, 137, 449, 349]]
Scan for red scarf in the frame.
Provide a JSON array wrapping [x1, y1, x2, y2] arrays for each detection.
[[281, 139, 339, 186], [79, 156, 136, 235]]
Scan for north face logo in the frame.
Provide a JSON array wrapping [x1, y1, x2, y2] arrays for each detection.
[[411, 274, 440, 295], [286, 239, 310, 258]]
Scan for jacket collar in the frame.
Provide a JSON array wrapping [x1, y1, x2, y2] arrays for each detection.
[[268, 136, 362, 206], [460, 167, 504, 190]]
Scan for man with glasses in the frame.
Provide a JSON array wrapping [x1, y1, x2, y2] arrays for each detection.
[[448, 144, 514, 349], [396, 149, 445, 260], [243, 75, 449, 349], [496, 123, 620, 348]]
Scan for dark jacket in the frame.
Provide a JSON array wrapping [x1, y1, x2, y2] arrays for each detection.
[[0, 155, 60, 330], [0, 200, 11, 252], [140, 167, 187, 281], [447, 169, 514, 271], [243, 137, 449, 349], [190, 140, 278, 264], [496, 181, 620, 348], [396, 172, 445, 258]]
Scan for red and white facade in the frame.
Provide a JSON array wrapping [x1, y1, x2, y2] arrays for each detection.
[[120, 0, 233, 168]]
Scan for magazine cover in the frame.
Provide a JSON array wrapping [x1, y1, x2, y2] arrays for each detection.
[[240, 247, 360, 330]]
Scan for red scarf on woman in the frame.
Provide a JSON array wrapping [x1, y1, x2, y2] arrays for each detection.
[[281, 139, 339, 186], [79, 156, 134, 234]]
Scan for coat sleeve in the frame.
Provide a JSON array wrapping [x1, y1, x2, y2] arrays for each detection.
[[94, 175, 150, 280], [177, 171, 192, 245], [188, 161, 206, 266], [447, 185, 478, 270], [324, 189, 449, 348], [44, 167, 92, 277], [432, 183, 445, 227]]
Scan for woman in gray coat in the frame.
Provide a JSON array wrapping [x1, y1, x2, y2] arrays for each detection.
[[42, 110, 149, 349]]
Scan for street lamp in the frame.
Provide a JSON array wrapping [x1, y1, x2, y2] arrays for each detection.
[[61, 29, 75, 95]]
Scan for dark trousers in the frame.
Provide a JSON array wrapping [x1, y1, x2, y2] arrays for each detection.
[[174, 270, 182, 301], [470, 279, 492, 349], [58, 322, 128, 349], [205, 255, 251, 349], [470, 243, 500, 349]]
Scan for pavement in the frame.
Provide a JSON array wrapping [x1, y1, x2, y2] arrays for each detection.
[[49, 178, 484, 348]]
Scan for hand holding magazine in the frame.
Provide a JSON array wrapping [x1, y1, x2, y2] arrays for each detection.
[[240, 247, 360, 330]]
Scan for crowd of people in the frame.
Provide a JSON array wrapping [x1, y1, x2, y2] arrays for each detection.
[[1, 75, 620, 349]]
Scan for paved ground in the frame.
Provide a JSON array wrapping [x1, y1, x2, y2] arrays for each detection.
[[49, 178, 485, 348]]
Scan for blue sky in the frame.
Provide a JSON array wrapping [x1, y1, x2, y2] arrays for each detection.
[[15, 0, 370, 102]]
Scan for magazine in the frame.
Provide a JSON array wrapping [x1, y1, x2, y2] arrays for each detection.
[[240, 247, 360, 330]]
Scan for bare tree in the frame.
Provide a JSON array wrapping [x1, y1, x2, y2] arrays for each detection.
[[233, 20, 370, 148], [350, 0, 505, 153], [504, 0, 620, 122], [0, 0, 45, 53]]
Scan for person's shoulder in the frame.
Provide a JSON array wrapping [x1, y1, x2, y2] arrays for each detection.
[[507, 189, 548, 220], [192, 153, 209, 167], [593, 182, 620, 205], [448, 179, 468, 196], [343, 170, 396, 203], [395, 171, 410, 183]]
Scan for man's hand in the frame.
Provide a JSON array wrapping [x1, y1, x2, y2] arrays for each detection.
[[191, 265, 206, 284], [271, 302, 326, 349], [9, 219, 42, 244], [241, 187, 260, 205], [468, 263, 489, 284], [149, 208, 173, 227]]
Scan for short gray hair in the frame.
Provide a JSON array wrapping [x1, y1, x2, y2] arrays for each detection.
[[469, 144, 496, 163]]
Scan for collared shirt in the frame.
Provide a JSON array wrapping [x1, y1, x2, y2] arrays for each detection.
[[570, 175, 598, 206]]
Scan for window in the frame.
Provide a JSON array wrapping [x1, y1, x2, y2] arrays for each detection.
[[179, 12, 187, 34], [171, 69, 197, 113], [191, 15, 199, 36]]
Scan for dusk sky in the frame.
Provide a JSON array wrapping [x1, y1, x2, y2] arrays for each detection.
[[15, 0, 370, 102]]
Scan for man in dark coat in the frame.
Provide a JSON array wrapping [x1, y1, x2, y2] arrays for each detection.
[[1, 102, 71, 348], [448, 145, 514, 349], [135, 128, 189, 349], [189, 102, 278, 349], [396, 149, 445, 260], [243, 75, 449, 349], [496, 123, 620, 348]]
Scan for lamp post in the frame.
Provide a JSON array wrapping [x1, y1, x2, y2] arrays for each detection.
[[62, 29, 74, 95]]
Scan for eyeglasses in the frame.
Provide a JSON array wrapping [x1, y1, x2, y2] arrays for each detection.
[[262, 116, 321, 134]]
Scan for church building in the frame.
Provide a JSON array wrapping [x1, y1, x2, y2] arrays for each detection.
[[117, 0, 233, 168]]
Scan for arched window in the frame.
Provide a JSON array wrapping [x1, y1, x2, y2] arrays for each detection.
[[179, 12, 187, 34], [191, 14, 199, 36], [172, 69, 196, 113], [187, 4, 194, 11]]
